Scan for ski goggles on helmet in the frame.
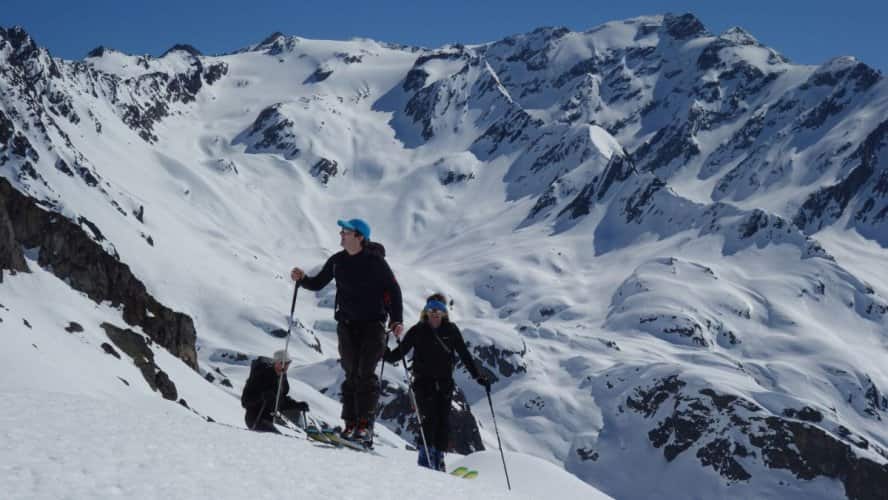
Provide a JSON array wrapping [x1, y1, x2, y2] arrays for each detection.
[[424, 300, 448, 313]]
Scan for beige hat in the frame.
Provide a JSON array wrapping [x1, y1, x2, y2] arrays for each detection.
[[272, 350, 291, 364]]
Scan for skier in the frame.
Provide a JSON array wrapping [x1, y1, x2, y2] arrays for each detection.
[[290, 218, 403, 444], [241, 349, 310, 432], [384, 293, 490, 471]]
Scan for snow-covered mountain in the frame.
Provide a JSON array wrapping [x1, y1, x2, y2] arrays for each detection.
[[2, 13, 887, 499]]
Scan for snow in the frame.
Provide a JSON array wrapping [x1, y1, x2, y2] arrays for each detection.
[[0, 265, 608, 500], [0, 391, 607, 500]]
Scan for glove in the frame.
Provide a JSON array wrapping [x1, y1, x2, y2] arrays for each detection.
[[475, 375, 491, 389], [294, 401, 310, 412]]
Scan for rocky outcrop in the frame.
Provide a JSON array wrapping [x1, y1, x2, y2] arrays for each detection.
[[0, 177, 197, 369], [0, 190, 27, 281], [102, 322, 179, 401], [377, 380, 484, 454], [625, 375, 888, 500]]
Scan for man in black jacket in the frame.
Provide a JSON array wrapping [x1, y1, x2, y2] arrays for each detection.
[[385, 293, 489, 471], [241, 350, 309, 432], [291, 218, 403, 443]]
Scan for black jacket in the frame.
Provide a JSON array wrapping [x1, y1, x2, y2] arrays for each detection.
[[300, 248, 403, 324], [384, 321, 481, 381], [241, 357, 289, 424]]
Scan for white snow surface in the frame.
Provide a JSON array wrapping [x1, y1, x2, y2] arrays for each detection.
[[0, 390, 608, 500]]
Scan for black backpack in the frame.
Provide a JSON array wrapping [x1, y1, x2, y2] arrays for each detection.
[[365, 241, 386, 258], [364, 241, 395, 315]]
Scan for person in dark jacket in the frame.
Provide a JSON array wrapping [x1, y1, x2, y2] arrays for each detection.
[[291, 218, 403, 442], [241, 349, 310, 432], [384, 293, 489, 471]]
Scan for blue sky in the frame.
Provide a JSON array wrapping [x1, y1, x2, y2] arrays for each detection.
[[3, 0, 885, 72]]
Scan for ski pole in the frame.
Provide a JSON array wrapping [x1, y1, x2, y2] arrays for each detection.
[[273, 282, 300, 418], [486, 386, 511, 491], [395, 335, 432, 468]]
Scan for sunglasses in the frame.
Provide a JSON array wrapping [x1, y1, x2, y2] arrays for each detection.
[[425, 300, 448, 313]]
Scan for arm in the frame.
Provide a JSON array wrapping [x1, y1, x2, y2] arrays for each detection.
[[378, 259, 403, 325], [452, 325, 482, 380], [299, 255, 336, 291], [384, 325, 416, 363]]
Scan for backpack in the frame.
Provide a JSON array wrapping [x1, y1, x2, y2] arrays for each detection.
[[364, 241, 395, 314], [365, 241, 386, 258]]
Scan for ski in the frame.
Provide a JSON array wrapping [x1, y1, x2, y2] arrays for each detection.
[[450, 467, 478, 479], [326, 425, 377, 451], [306, 416, 377, 453]]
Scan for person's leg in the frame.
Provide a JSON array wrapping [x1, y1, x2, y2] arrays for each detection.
[[251, 418, 280, 433], [279, 405, 306, 428], [413, 379, 440, 467], [354, 322, 386, 424], [433, 380, 454, 471], [337, 322, 359, 427]]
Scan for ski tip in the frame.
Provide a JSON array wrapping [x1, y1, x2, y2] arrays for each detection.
[[449, 466, 470, 477]]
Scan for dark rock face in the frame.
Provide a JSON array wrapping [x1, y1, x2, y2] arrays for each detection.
[[65, 322, 84, 333], [377, 380, 484, 454], [0, 178, 198, 369], [101, 342, 121, 359], [626, 375, 888, 499], [663, 13, 707, 40], [795, 119, 888, 234], [310, 158, 338, 184], [203, 62, 228, 85], [102, 322, 178, 401], [245, 104, 300, 158], [439, 170, 475, 185], [304, 66, 333, 84], [0, 192, 27, 280], [161, 44, 203, 57], [470, 341, 527, 383]]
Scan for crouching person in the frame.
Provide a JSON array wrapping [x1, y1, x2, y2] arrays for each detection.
[[241, 350, 310, 432]]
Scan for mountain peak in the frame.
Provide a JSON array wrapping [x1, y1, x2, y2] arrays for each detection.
[[662, 12, 708, 40], [719, 26, 759, 46], [161, 44, 202, 58], [247, 31, 301, 55], [86, 45, 110, 58], [810, 56, 881, 91], [258, 31, 285, 47], [1, 25, 38, 53]]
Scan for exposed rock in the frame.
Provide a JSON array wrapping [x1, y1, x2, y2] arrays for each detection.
[[471, 341, 527, 381], [0, 194, 27, 279], [100, 342, 121, 359], [102, 322, 178, 401], [304, 65, 333, 84], [377, 380, 483, 454], [663, 13, 707, 40], [161, 44, 202, 57], [310, 158, 338, 184], [626, 375, 888, 498], [64, 321, 84, 333], [0, 178, 198, 369]]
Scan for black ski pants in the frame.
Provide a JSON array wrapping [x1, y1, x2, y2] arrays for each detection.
[[337, 319, 386, 423], [413, 377, 454, 451]]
